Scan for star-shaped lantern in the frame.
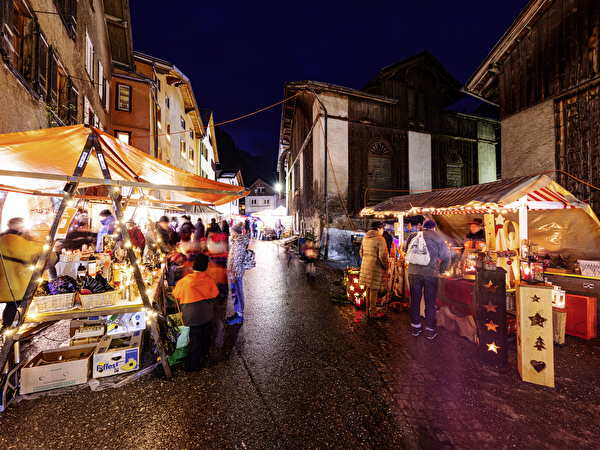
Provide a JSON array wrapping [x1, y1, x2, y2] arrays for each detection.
[[486, 341, 500, 353], [485, 320, 499, 332], [484, 281, 498, 292], [483, 301, 498, 313], [528, 312, 547, 327]]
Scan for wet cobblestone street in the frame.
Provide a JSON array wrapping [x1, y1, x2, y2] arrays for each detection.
[[0, 240, 599, 449]]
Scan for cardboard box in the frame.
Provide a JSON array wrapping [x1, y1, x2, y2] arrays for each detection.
[[106, 312, 146, 335], [92, 331, 142, 378], [21, 344, 98, 394]]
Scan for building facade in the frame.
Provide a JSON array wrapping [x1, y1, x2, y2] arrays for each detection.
[[464, 0, 600, 214], [244, 179, 278, 215], [0, 0, 114, 133], [278, 51, 499, 237], [215, 169, 243, 216]]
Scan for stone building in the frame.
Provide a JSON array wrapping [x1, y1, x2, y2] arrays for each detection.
[[464, 0, 600, 214], [0, 0, 114, 132], [278, 51, 499, 239]]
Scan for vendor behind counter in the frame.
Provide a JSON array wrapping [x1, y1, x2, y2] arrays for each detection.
[[463, 218, 486, 252]]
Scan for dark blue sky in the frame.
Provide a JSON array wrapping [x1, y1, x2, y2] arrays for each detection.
[[131, 1, 528, 163]]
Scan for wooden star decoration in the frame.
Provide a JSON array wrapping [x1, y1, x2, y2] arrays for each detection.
[[533, 336, 546, 351], [486, 341, 500, 353], [528, 312, 547, 327], [495, 214, 506, 226], [486, 320, 499, 332], [483, 301, 498, 313], [531, 295, 540, 302], [484, 280, 498, 292]]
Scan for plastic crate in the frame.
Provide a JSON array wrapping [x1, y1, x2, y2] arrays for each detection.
[[34, 292, 77, 312], [578, 260, 600, 278], [80, 290, 120, 309]]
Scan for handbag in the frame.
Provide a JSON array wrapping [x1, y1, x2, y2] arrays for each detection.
[[405, 231, 430, 266], [242, 248, 256, 270]]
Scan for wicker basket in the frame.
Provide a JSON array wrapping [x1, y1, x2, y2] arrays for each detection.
[[578, 260, 600, 278], [80, 290, 120, 309], [59, 253, 80, 262], [34, 292, 77, 312]]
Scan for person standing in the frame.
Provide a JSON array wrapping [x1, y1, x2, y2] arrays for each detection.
[[172, 253, 219, 371], [226, 225, 249, 325], [96, 209, 116, 252], [125, 219, 145, 254], [178, 215, 195, 240], [194, 218, 205, 240], [145, 215, 174, 255], [463, 217, 486, 252], [0, 218, 43, 330], [359, 221, 389, 320], [404, 219, 451, 340]]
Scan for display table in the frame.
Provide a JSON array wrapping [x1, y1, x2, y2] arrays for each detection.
[[436, 276, 476, 316]]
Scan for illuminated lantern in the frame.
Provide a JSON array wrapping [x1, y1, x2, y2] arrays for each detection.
[[551, 286, 566, 308], [344, 267, 365, 308], [520, 259, 545, 284]]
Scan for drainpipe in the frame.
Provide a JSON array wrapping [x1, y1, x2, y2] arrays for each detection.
[[309, 85, 328, 259]]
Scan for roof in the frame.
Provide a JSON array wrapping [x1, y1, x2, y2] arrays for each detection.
[[361, 175, 591, 216], [362, 50, 464, 107], [0, 125, 247, 206], [463, 0, 554, 104]]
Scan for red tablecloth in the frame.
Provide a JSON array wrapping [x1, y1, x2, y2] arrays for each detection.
[[443, 278, 474, 305]]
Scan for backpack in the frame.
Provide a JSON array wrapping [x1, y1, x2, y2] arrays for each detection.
[[242, 248, 256, 270], [405, 231, 430, 266]]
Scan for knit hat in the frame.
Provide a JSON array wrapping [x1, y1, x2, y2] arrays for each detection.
[[193, 253, 209, 272], [422, 219, 436, 229], [231, 225, 244, 235], [158, 215, 170, 224]]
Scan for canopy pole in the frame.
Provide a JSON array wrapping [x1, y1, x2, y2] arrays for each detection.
[[519, 196, 529, 257]]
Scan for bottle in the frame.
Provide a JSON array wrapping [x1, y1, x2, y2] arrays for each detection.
[[77, 263, 87, 278], [88, 254, 97, 276]]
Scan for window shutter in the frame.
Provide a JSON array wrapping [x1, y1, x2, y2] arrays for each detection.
[[35, 26, 48, 97], [48, 47, 58, 104], [68, 80, 78, 125], [0, 0, 14, 59], [85, 28, 93, 81], [83, 96, 89, 125], [98, 61, 103, 99], [69, 0, 77, 38], [104, 78, 109, 110]]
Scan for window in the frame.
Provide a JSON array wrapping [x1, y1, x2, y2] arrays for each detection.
[[180, 117, 185, 129], [115, 131, 131, 145], [251, 199, 256, 205], [156, 78, 161, 91], [166, 121, 170, 141], [83, 96, 95, 126], [180, 138, 186, 157], [166, 156, 170, 164], [85, 28, 94, 81], [54, 0, 77, 39], [165, 95, 170, 109], [116, 84, 131, 111], [257, 187, 265, 193], [189, 146, 194, 164], [98, 62, 103, 99], [189, 130, 194, 139], [156, 105, 162, 129], [157, 147, 162, 161], [264, 199, 270, 205]]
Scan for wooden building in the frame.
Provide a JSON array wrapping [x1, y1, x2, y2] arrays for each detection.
[[278, 51, 499, 238], [464, 0, 600, 214]]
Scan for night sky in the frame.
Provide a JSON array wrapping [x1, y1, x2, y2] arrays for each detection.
[[131, 1, 528, 165]]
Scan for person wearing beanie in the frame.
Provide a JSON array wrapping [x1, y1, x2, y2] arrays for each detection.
[[0, 218, 44, 330], [359, 221, 389, 320], [226, 224, 250, 325], [403, 219, 451, 340], [172, 253, 220, 371], [96, 209, 116, 252]]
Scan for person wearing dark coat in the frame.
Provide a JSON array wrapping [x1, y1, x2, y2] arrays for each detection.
[[145, 216, 174, 254], [359, 221, 389, 320], [194, 218, 205, 240], [178, 215, 195, 240]]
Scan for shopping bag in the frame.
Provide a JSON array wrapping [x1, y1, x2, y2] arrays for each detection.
[[405, 231, 430, 266]]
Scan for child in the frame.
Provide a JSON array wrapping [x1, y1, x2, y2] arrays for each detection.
[[172, 253, 219, 371]]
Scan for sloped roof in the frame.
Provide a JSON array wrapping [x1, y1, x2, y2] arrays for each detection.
[[0, 125, 247, 206]]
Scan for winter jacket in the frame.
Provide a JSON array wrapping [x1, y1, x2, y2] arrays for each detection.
[[172, 271, 219, 326], [96, 215, 116, 252], [359, 230, 389, 290], [404, 229, 451, 277], [194, 221, 205, 240], [145, 223, 173, 254], [127, 226, 145, 252], [178, 221, 195, 239], [227, 234, 249, 282], [0, 230, 43, 303]]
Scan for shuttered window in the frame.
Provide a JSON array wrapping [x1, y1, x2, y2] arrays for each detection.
[[85, 27, 94, 82]]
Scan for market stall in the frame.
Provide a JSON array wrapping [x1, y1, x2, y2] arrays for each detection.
[[250, 205, 292, 239], [361, 174, 600, 338], [0, 125, 247, 409]]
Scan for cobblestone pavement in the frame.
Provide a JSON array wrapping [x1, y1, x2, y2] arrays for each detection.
[[0, 240, 599, 449]]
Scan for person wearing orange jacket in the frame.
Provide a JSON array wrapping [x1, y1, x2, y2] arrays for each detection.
[[172, 253, 219, 371]]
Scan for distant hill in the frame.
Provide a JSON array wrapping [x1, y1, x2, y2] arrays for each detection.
[[215, 127, 278, 187]]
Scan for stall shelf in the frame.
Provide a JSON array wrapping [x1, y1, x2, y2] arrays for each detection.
[[0, 125, 247, 410]]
